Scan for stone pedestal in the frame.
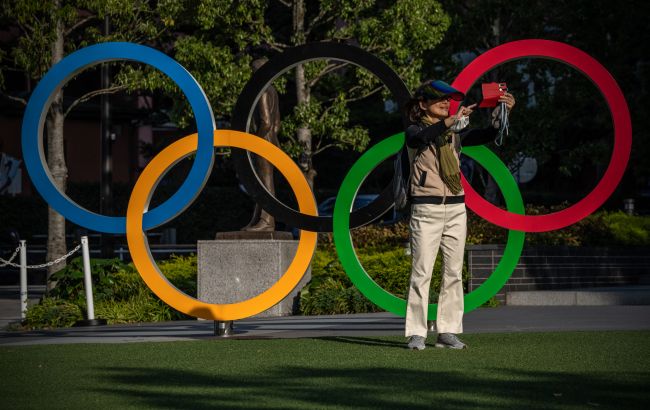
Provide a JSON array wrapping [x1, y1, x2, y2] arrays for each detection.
[[198, 237, 311, 317]]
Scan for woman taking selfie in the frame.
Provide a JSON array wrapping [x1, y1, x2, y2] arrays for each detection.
[[404, 80, 515, 350]]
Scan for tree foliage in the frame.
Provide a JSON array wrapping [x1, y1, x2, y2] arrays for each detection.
[[0, 0, 188, 281], [108, 0, 452, 187], [428, 0, 649, 205]]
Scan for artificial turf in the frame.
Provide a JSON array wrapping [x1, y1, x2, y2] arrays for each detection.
[[1, 331, 649, 409]]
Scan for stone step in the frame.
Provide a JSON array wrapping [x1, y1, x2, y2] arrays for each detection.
[[506, 286, 650, 306]]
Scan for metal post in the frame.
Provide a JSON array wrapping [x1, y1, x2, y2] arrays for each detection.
[[74, 237, 107, 326], [427, 320, 436, 333], [81, 236, 95, 320], [215, 321, 234, 336], [624, 198, 635, 215], [19, 240, 27, 320]]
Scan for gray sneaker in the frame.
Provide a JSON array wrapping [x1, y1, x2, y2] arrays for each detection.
[[407, 335, 426, 350], [435, 333, 467, 349]]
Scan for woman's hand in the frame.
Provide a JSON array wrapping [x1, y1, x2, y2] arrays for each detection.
[[491, 92, 515, 130], [498, 92, 515, 111], [445, 103, 476, 128], [456, 103, 477, 118]]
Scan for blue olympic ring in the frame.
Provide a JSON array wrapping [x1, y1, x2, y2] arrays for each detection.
[[21, 42, 215, 233]]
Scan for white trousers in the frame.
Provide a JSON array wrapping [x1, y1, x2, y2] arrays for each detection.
[[405, 203, 467, 337]]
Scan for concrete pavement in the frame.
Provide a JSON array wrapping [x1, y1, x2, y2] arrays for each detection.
[[0, 286, 43, 330], [1, 305, 649, 346]]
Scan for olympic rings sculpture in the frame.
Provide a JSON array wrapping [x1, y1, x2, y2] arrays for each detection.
[[21, 40, 631, 321]]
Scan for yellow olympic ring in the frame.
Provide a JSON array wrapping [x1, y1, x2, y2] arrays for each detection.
[[126, 130, 317, 321]]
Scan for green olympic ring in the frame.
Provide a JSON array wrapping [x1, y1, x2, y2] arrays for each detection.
[[333, 133, 525, 318]]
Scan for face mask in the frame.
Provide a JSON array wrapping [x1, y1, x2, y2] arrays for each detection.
[[450, 115, 470, 132]]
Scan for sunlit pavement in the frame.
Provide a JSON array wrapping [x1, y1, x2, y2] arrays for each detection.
[[1, 305, 649, 346]]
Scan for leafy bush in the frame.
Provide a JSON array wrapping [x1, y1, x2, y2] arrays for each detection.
[[22, 209, 650, 324], [303, 204, 650, 316], [49, 257, 133, 303], [300, 278, 378, 316], [158, 255, 197, 297], [318, 223, 409, 251], [601, 211, 650, 246], [467, 206, 650, 247], [48, 255, 196, 302], [482, 296, 501, 308], [94, 288, 181, 324], [24, 297, 83, 329], [23, 255, 198, 329], [303, 245, 469, 315], [318, 206, 650, 249]]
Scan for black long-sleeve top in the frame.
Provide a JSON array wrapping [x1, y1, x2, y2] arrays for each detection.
[[405, 121, 497, 150]]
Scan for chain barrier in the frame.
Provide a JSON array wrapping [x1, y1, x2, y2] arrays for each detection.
[[0, 244, 82, 269], [0, 246, 21, 268]]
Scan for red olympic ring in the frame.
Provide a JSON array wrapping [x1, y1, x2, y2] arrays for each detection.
[[449, 39, 632, 232]]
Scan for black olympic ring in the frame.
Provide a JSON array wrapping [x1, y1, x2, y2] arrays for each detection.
[[230, 42, 411, 232]]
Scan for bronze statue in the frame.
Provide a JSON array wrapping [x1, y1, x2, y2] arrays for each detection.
[[241, 58, 281, 231]]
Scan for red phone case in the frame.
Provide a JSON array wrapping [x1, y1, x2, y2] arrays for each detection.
[[479, 82, 507, 108]]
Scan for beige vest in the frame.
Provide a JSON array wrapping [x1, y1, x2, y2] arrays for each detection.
[[409, 132, 464, 198]]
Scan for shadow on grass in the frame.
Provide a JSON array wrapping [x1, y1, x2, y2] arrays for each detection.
[[92, 364, 649, 409], [318, 336, 407, 348]]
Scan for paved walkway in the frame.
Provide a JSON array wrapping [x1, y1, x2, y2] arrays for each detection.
[[0, 285, 43, 330], [2, 305, 649, 346]]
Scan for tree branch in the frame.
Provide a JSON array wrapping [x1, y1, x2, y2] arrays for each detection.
[[318, 100, 339, 120], [306, 61, 350, 89], [64, 14, 97, 35], [276, 0, 291, 7], [0, 66, 28, 73], [338, 85, 383, 104], [361, 38, 389, 55], [15, 20, 34, 35], [267, 40, 289, 52], [305, 9, 335, 37], [313, 143, 338, 156], [284, 131, 297, 144], [1, 92, 28, 106], [63, 85, 128, 118]]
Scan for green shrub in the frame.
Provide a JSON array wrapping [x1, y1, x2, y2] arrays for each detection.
[[24, 297, 83, 329], [482, 296, 501, 308], [359, 248, 412, 299], [94, 288, 182, 323], [48, 254, 197, 302], [305, 208, 650, 315], [318, 223, 409, 252], [602, 211, 650, 246], [303, 245, 469, 315], [158, 255, 197, 297], [300, 278, 378, 315], [49, 257, 133, 303], [23, 209, 650, 324], [104, 269, 146, 301], [22, 255, 198, 329], [318, 205, 648, 249]]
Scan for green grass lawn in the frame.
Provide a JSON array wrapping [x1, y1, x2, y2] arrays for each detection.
[[1, 331, 649, 409]]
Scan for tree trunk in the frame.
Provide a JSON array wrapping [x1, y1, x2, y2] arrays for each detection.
[[45, 12, 67, 291], [292, 0, 316, 189]]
